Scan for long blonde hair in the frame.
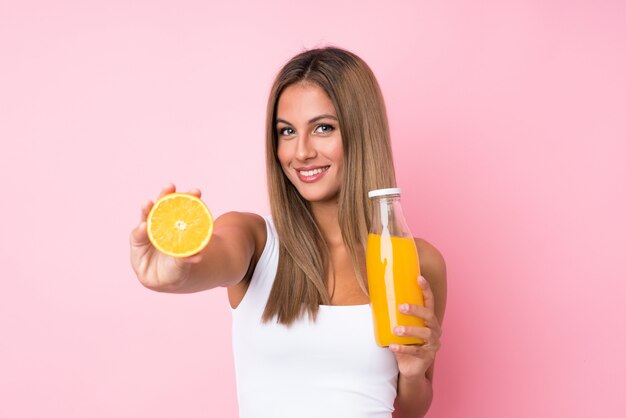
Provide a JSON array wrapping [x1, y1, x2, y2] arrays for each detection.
[[263, 47, 397, 325]]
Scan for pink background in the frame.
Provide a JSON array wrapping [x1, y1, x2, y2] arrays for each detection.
[[1, 1, 625, 417]]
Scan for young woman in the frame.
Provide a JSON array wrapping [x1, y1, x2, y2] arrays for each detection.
[[130, 47, 447, 418]]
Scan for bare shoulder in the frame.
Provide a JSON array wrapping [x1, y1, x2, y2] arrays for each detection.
[[215, 211, 266, 235], [414, 237, 447, 324], [215, 211, 265, 227], [414, 238, 446, 278], [218, 212, 267, 309], [215, 211, 267, 264]]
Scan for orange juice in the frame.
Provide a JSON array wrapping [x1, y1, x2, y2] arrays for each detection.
[[366, 233, 424, 346]]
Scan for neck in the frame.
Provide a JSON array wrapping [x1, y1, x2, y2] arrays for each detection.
[[310, 199, 343, 248]]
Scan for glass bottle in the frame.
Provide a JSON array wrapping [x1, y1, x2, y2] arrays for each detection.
[[366, 188, 424, 346]]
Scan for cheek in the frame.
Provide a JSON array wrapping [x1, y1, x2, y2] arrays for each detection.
[[326, 139, 344, 164], [331, 141, 344, 178], [333, 145, 344, 162]]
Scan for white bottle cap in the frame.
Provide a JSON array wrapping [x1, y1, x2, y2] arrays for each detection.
[[368, 188, 401, 198]]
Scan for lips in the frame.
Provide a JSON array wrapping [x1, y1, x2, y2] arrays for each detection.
[[296, 165, 330, 183]]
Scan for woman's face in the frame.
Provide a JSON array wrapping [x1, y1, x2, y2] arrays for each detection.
[[276, 82, 344, 204]]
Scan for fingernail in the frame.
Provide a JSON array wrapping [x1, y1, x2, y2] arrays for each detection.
[[418, 276, 427, 285], [394, 326, 405, 335], [389, 344, 399, 351], [399, 304, 409, 313]]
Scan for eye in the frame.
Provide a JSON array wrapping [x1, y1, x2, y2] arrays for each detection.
[[314, 124, 335, 134], [278, 126, 295, 136]]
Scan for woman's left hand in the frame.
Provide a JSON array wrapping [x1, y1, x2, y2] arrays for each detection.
[[389, 275, 442, 379]]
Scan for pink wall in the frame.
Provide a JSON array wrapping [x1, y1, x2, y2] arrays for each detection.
[[1, 1, 625, 417]]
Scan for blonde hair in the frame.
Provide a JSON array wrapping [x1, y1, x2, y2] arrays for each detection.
[[263, 47, 397, 325]]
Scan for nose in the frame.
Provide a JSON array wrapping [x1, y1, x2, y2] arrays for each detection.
[[295, 134, 317, 161]]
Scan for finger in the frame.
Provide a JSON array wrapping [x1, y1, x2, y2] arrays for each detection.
[[130, 222, 150, 247], [157, 183, 176, 200], [389, 344, 423, 356], [390, 336, 441, 353], [399, 304, 437, 327], [394, 325, 437, 342], [187, 188, 202, 198], [140, 199, 154, 222], [418, 275, 436, 312]]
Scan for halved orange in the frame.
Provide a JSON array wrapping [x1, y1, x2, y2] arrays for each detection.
[[146, 193, 213, 258]]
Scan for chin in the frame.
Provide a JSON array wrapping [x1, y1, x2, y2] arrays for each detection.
[[297, 190, 340, 204], [287, 177, 341, 203]]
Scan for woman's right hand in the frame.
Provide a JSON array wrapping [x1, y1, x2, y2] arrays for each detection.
[[129, 183, 205, 291]]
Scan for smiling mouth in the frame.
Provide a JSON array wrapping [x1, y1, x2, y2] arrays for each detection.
[[297, 166, 330, 176], [295, 165, 330, 183]]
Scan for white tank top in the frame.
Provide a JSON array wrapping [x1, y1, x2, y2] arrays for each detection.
[[231, 215, 399, 418]]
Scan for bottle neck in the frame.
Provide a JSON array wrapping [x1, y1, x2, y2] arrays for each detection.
[[369, 195, 412, 238]]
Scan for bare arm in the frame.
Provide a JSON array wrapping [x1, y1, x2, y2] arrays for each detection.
[[129, 184, 265, 294], [392, 238, 447, 418], [160, 211, 264, 293], [393, 374, 433, 418]]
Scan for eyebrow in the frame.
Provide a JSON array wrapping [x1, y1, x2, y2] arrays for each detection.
[[276, 114, 338, 125]]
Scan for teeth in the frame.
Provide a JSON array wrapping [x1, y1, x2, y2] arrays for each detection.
[[299, 166, 328, 177]]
